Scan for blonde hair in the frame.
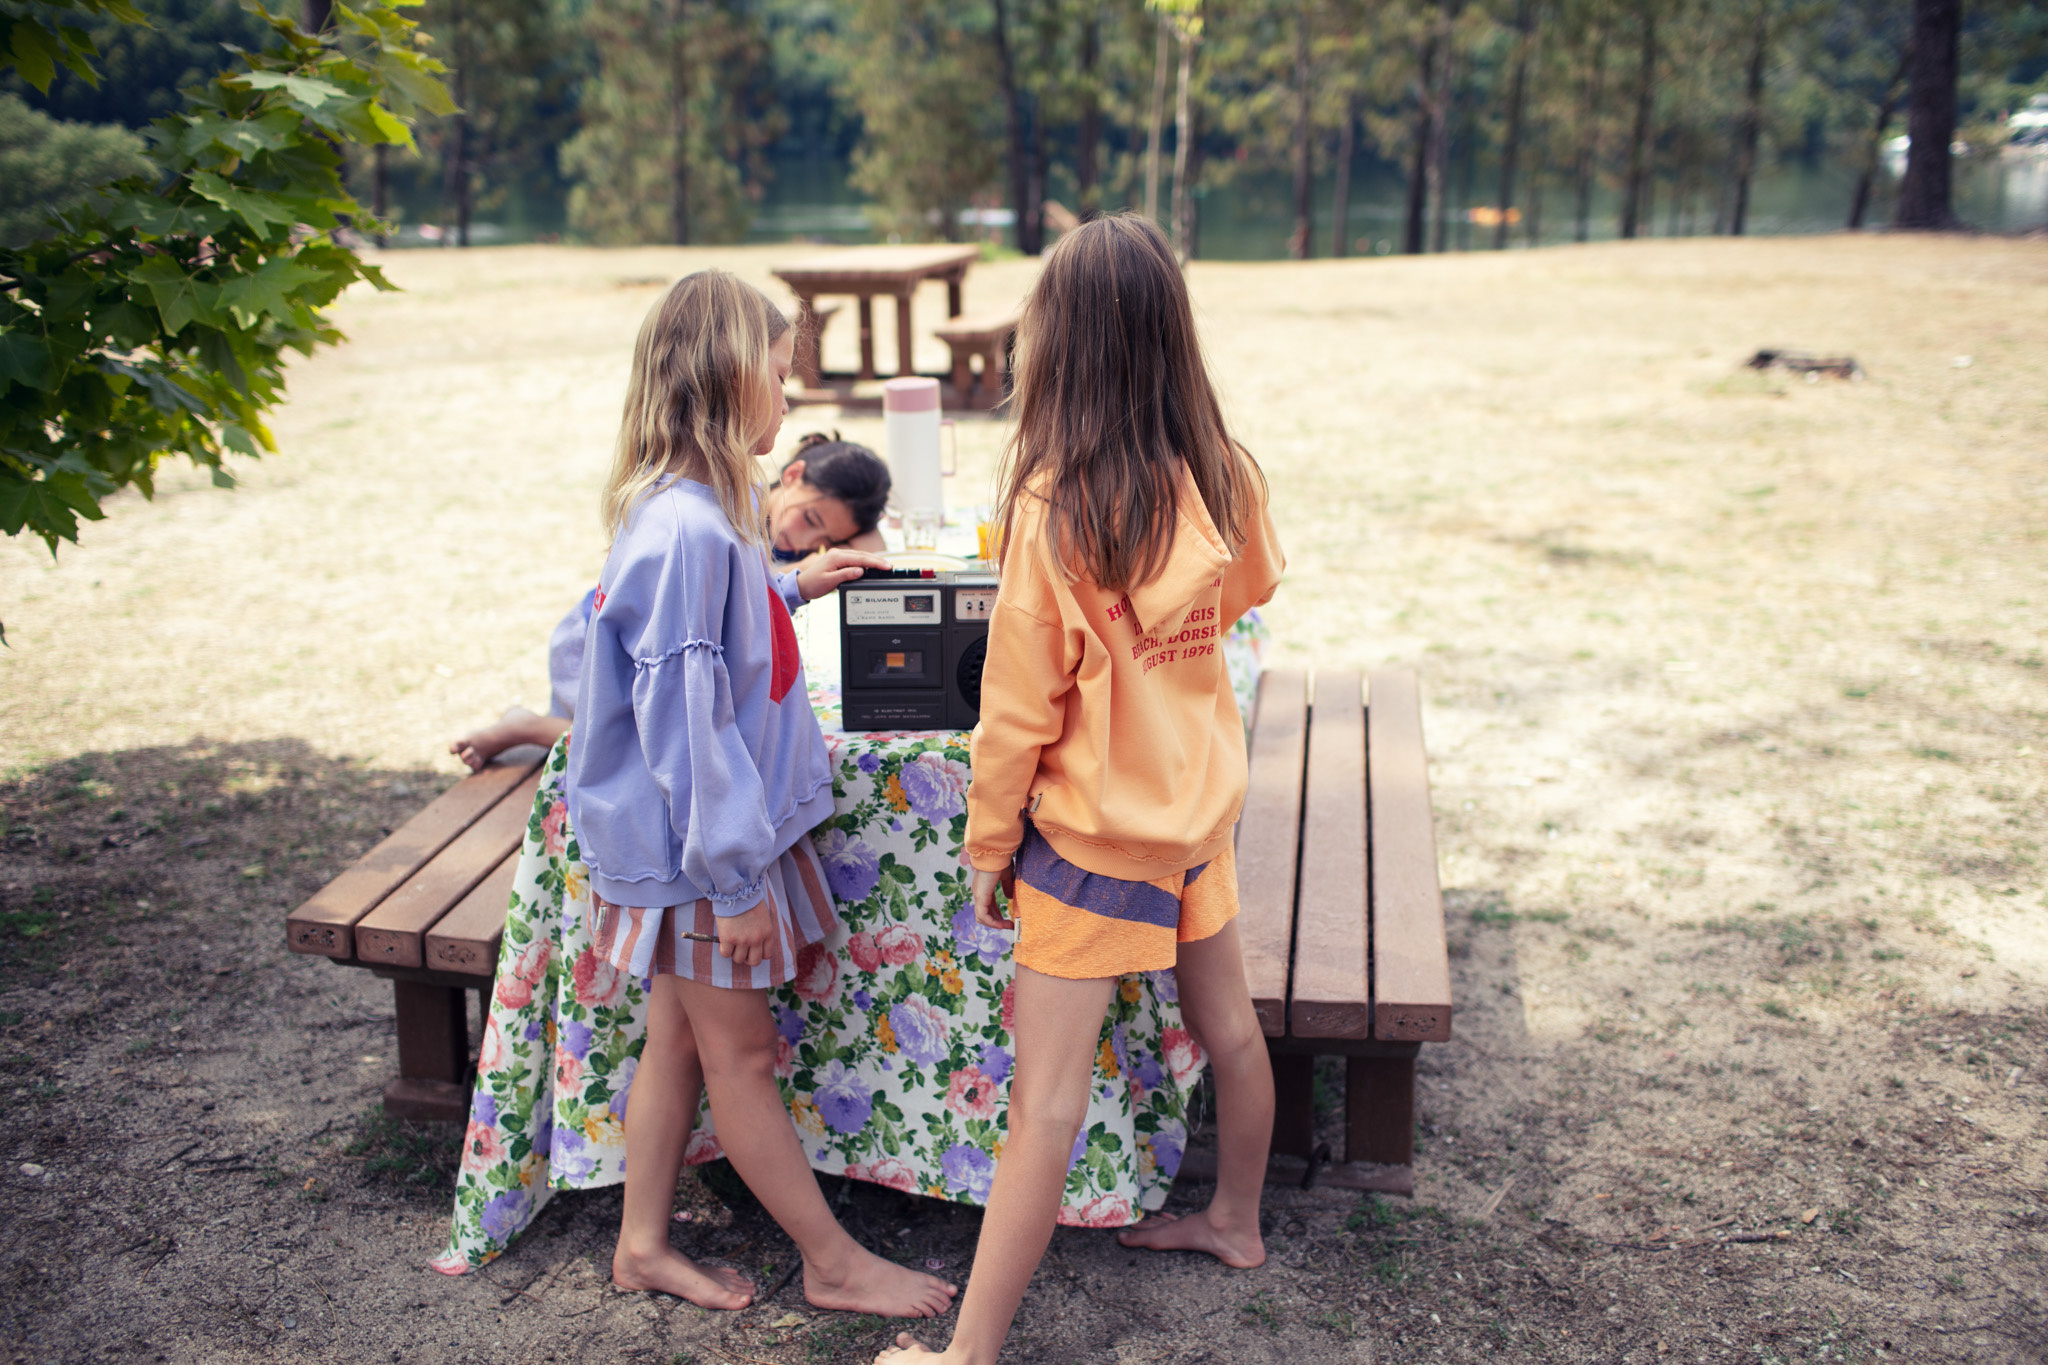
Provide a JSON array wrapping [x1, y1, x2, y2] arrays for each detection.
[[602, 270, 791, 543]]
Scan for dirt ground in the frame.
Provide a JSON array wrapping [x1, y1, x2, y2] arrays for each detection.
[[1, 234, 2044, 1365]]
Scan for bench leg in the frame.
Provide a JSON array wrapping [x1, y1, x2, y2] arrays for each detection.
[[385, 980, 471, 1122], [1345, 1054, 1415, 1165], [895, 292, 917, 378], [949, 346, 974, 400], [1269, 1051, 1315, 1159], [947, 276, 962, 319], [857, 296, 875, 380]]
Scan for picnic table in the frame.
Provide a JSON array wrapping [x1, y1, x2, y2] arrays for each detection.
[[427, 618, 1271, 1274], [772, 244, 981, 389]]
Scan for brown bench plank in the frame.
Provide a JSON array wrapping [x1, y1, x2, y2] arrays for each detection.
[[1236, 669, 1306, 1037], [1290, 670, 1370, 1039], [1367, 669, 1452, 1041], [285, 756, 542, 960], [423, 850, 519, 978], [353, 770, 540, 970]]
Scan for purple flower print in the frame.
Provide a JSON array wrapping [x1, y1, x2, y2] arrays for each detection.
[[898, 753, 969, 822], [949, 903, 1011, 963], [1143, 968, 1178, 1004], [551, 1125, 595, 1182], [563, 1020, 594, 1061], [1111, 1024, 1132, 1077], [533, 1105, 553, 1156], [941, 1143, 996, 1202], [775, 1004, 805, 1045], [607, 1055, 638, 1119], [814, 1060, 873, 1135], [1150, 1125, 1185, 1177], [1131, 1052, 1164, 1092], [524, 1017, 546, 1042], [470, 1090, 498, 1129], [856, 752, 883, 774], [1067, 1127, 1089, 1172], [851, 989, 873, 1013], [888, 997, 949, 1068], [978, 1042, 1012, 1085], [815, 827, 881, 904], [480, 1189, 532, 1243]]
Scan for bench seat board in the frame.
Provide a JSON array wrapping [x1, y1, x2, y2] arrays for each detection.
[[422, 851, 520, 979], [1366, 670, 1453, 1041], [285, 757, 541, 960], [353, 772, 540, 970], [1290, 671, 1372, 1039], [1235, 669, 1306, 1037]]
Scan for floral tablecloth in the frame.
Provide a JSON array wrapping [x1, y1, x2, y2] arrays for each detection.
[[432, 615, 1267, 1274]]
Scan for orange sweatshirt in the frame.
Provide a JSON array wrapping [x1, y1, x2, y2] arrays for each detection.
[[964, 461, 1285, 881]]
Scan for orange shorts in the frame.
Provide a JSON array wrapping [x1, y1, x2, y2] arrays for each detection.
[[1011, 825, 1239, 980]]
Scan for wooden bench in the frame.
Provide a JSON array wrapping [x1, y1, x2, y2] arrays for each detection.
[[932, 310, 1018, 410], [283, 750, 545, 1121], [1233, 668, 1450, 1194]]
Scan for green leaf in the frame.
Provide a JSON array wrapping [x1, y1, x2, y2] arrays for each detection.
[[0, 332, 53, 392], [218, 259, 323, 330], [127, 258, 220, 335], [236, 70, 347, 107], [188, 172, 297, 235], [6, 19, 59, 93], [105, 191, 235, 239]]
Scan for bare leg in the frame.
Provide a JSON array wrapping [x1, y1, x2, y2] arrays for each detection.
[[676, 979, 955, 1319], [612, 975, 757, 1308], [878, 968, 1117, 1364], [449, 707, 569, 772], [1116, 919, 1270, 1267]]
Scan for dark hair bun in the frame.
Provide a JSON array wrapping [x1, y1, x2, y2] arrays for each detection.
[[782, 434, 891, 535]]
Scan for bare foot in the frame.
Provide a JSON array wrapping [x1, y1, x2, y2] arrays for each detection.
[[1115, 1209, 1266, 1268], [805, 1245, 956, 1319], [449, 707, 551, 772], [874, 1332, 950, 1362], [612, 1242, 756, 1310]]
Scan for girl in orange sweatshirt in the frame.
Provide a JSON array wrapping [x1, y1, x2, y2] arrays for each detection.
[[879, 214, 1285, 1365]]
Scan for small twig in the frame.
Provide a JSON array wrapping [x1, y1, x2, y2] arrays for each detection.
[[760, 1257, 804, 1303], [1477, 1174, 1517, 1221]]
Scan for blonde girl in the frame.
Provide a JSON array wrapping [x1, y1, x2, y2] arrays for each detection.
[[880, 216, 1284, 1363], [568, 271, 955, 1318]]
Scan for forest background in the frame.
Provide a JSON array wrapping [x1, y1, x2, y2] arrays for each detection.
[[5, 0, 2047, 266]]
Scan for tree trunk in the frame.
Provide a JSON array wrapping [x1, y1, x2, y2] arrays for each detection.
[[1494, 0, 1533, 249], [1182, 98, 1205, 259], [444, 0, 471, 246], [1728, 0, 1768, 236], [372, 143, 389, 247], [1078, 10, 1101, 216], [1620, 3, 1656, 240], [1331, 94, 1356, 257], [1848, 43, 1912, 229], [992, 0, 1034, 252], [1290, 8, 1313, 259], [1172, 25, 1196, 257], [301, 0, 332, 31], [1525, 166, 1543, 245], [1894, 0, 1961, 230], [1144, 14, 1170, 224], [1426, 0, 1461, 253], [1574, 23, 1606, 242], [1404, 35, 1436, 254], [668, 0, 691, 247]]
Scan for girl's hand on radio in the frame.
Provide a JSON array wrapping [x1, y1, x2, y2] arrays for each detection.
[[716, 899, 774, 967], [971, 866, 1016, 931], [796, 547, 892, 602]]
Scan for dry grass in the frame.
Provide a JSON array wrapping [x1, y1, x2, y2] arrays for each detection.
[[1, 234, 2044, 1363]]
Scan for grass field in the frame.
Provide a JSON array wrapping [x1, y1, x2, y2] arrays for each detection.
[[1, 234, 2044, 1363]]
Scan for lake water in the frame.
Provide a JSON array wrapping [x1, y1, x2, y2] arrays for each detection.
[[386, 149, 2047, 255]]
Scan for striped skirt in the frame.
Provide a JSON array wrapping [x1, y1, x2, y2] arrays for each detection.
[[590, 838, 839, 991]]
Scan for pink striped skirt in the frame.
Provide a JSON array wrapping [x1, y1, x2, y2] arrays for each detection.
[[590, 838, 839, 991]]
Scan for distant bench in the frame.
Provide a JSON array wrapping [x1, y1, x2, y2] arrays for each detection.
[[1231, 668, 1451, 1193], [284, 753, 543, 1120], [932, 310, 1018, 410]]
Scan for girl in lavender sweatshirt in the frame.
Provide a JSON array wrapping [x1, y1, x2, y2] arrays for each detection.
[[568, 271, 955, 1319]]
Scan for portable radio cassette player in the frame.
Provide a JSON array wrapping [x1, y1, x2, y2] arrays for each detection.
[[838, 568, 996, 731]]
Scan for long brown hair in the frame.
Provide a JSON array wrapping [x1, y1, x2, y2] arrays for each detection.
[[602, 270, 790, 543], [995, 213, 1262, 592]]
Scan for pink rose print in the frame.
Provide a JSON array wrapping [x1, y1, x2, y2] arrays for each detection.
[[845, 1156, 919, 1193], [541, 799, 568, 855], [511, 940, 550, 984], [775, 1033, 795, 1079], [555, 1047, 582, 1093], [572, 946, 626, 1007], [1161, 1027, 1205, 1084], [845, 930, 883, 974], [874, 923, 923, 967], [1000, 979, 1017, 1033], [494, 973, 532, 1010], [945, 1066, 999, 1121], [793, 941, 838, 1003], [683, 1127, 726, 1166], [477, 1016, 506, 1071], [460, 1120, 505, 1173], [1068, 1194, 1132, 1228]]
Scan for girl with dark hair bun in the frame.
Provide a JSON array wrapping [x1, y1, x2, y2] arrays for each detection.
[[765, 431, 893, 562]]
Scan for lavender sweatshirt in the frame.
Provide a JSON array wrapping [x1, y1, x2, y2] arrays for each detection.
[[566, 479, 833, 914]]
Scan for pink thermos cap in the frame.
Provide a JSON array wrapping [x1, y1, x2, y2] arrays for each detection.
[[882, 376, 941, 413]]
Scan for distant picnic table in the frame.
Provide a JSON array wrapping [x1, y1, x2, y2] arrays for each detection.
[[773, 243, 981, 389]]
